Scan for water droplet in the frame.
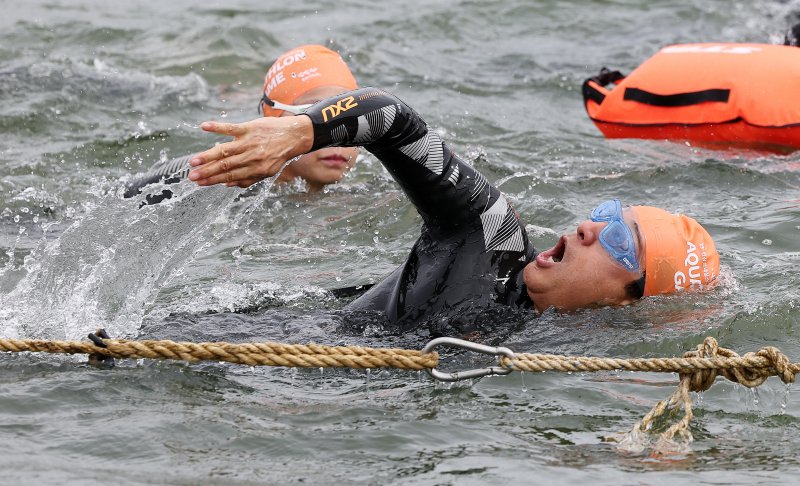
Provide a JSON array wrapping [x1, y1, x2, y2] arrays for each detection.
[[220, 111, 228, 118], [762, 239, 773, 246], [521, 371, 527, 392], [365, 368, 371, 398], [319, 367, 324, 377], [750, 387, 760, 407], [781, 383, 792, 415]]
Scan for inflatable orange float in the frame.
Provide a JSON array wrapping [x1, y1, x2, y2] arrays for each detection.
[[582, 43, 800, 151]]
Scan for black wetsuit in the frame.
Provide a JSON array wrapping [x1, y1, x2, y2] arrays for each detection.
[[306, 88, 535, 328], [126, 88, 537, 331], [123, 154, 193, 205]]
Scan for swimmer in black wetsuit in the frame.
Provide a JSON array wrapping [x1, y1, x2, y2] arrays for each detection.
[[184, 88, 721, 328]]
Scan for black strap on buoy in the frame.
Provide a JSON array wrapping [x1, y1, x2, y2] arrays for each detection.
[[582, 67, 626, 106]]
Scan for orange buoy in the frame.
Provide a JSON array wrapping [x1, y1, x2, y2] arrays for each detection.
[[582, 43, 800, 151]]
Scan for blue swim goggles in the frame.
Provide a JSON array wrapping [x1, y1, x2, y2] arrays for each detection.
[[591, 199, 640, 272]]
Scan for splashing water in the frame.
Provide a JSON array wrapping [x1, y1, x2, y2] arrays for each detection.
[[0, 157, 298, 340], [751, 387, 761, 408], [781, 383, 792, 415]]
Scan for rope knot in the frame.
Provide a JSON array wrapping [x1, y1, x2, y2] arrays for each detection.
[[680, 337, 727, 393], [680, 337, 798, 390], [756, 346, 795, 385]]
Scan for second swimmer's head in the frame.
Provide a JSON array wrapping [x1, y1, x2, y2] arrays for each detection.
[[259, 45, 360, 191]]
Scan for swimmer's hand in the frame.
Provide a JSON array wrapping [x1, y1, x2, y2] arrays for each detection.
[[187, 116, 313, 188]]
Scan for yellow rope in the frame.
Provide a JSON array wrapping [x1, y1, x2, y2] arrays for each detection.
[[1, 334, 797, 454], [0, 337, 438, 370], [503, 339, 799, 383]]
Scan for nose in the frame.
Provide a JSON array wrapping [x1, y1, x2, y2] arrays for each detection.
[[576, 219, 607, 246]]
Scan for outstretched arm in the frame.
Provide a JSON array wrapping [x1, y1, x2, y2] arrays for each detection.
[[190, 88, 514, 236]]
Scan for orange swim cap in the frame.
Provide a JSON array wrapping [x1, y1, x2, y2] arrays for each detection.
[[259, 44, 357, 117], [630, 206, 720, 297]]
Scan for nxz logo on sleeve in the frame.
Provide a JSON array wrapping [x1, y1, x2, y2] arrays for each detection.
[[321, 96, 358, 122]]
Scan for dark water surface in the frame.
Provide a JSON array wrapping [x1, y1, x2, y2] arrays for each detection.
[[1, 0, 799, 483]]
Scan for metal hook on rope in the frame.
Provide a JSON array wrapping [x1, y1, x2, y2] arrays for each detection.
[[421, 337, 515, 382]]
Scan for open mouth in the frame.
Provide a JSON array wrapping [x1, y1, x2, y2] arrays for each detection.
[[534, 236, 567, 268]]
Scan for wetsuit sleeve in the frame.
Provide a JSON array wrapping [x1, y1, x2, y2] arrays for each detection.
[[123, 154, 193, 205], [305, 87, 513, 238], [124, 154, 192, 197]]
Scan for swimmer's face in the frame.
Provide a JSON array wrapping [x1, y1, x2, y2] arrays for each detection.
[[523, 209, 645, 313], [275, 85, 359, 191]]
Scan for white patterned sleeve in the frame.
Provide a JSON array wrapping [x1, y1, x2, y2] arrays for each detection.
[[305, 88, 525, 252]]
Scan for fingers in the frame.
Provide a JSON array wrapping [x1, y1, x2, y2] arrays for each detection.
[[200, 121, 248, 137], [191, 165, 256, 187], [189, 122, 251, 167], [189, 139, 247, 167], [188, 150, 256, 182]]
